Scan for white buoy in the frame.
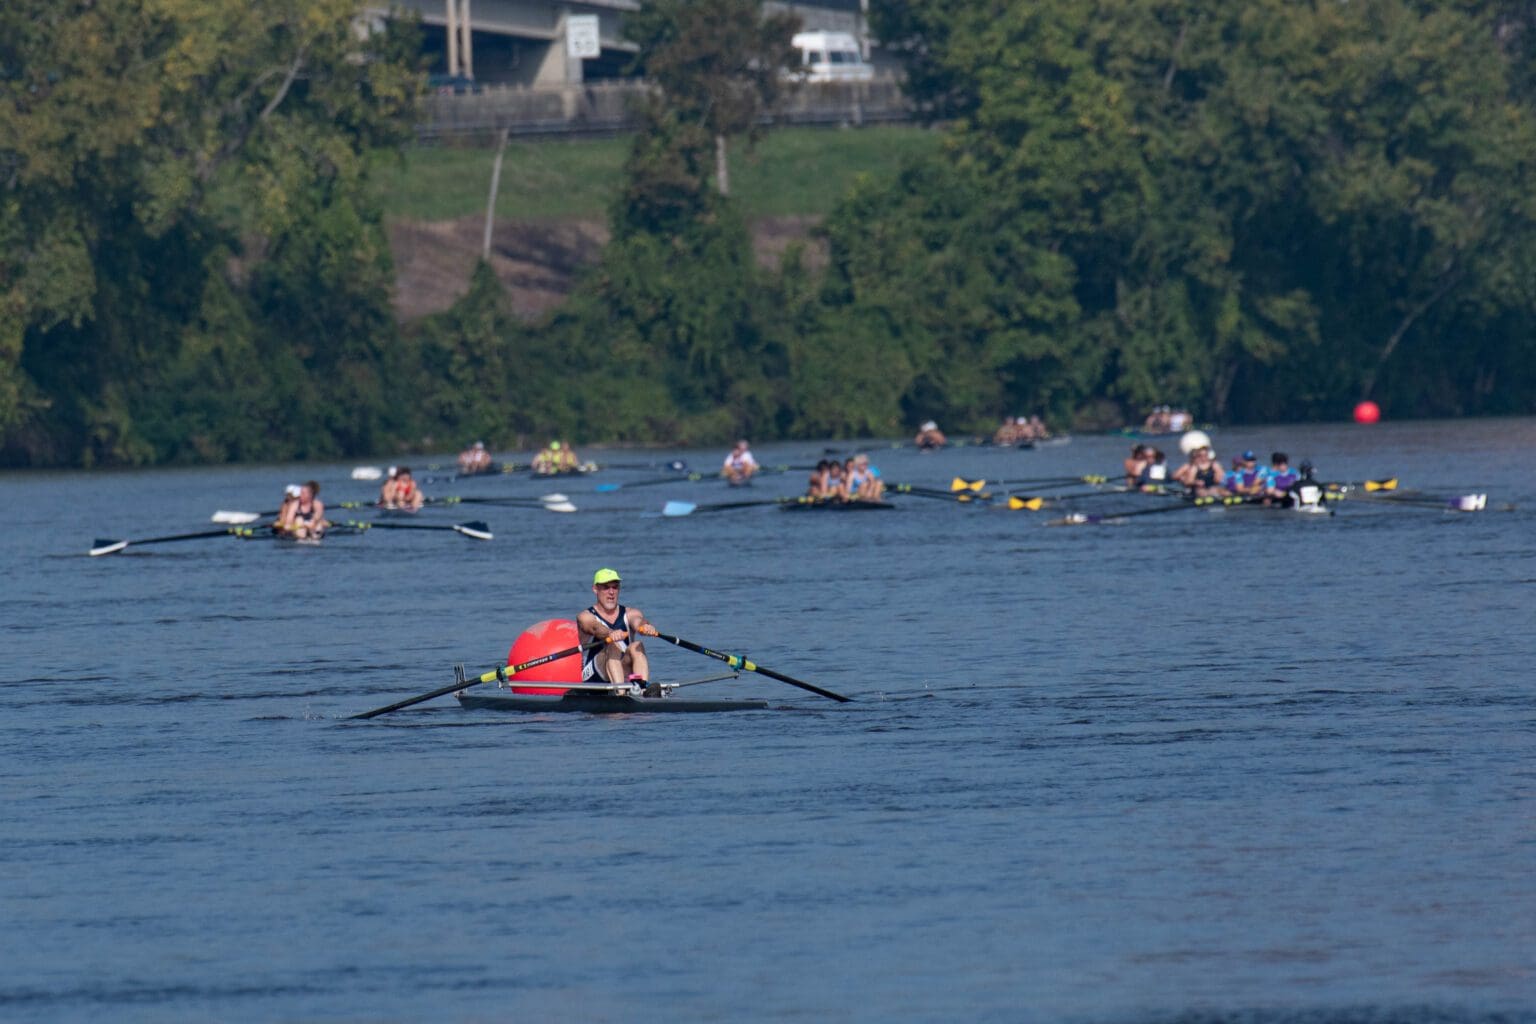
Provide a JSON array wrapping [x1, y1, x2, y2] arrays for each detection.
[[1179, 430, 1212, 454]]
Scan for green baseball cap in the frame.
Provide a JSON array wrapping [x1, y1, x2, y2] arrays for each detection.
[[593, 568, 622, 585]]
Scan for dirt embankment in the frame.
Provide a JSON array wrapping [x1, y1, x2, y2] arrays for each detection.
[[388, 215, 828, 323]]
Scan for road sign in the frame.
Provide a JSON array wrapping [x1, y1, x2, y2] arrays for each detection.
[[566, 15, 600, 60]]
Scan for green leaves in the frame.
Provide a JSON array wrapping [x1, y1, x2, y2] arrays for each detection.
[[836, 0, 1536, 425], [1, 0, 423, 465]]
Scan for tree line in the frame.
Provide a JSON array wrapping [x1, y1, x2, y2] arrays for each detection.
[[5, 0, 1535, 468]]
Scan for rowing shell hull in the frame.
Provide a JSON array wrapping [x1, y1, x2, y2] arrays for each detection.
[[780, 500, 894, 512], [456, 692, 770, 714]]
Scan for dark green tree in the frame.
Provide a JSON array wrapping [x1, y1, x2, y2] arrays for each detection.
[[624, 0, 800, 196], [0, 0, 421, 465]]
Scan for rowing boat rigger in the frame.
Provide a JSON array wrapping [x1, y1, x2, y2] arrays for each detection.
[[455, 664, 768, 713], [457, 687, 769, 714]]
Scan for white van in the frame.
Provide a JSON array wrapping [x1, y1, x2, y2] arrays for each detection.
[[791, 31, 874, 83]]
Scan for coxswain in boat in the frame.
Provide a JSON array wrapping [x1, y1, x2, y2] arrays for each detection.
[[577, 568, 660, 695], [1173, 446, 1228, 498], [389, 467, 424, 511], [280, 480, 327, 540], [722, 439, 759, 486], [1289, 460, 1328, 510], [458, 441, 493, 476], [914, 421, 946, 450], [533, 440, 579, 475]]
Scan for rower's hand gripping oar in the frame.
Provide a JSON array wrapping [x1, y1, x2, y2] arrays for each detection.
[[648, 631, 852, 703], [350, 641, 604, 720]]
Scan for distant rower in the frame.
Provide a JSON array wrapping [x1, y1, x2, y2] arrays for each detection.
[[279, 480, 327, 540], [458, 441, 493, 476], [533, 440, 579, 476], [722, 439, 759, 486], [914, 421, 947, 450], [387, 467, 424, 511]]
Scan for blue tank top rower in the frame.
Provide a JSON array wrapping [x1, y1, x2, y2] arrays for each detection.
[[576, 568, 659, 692]]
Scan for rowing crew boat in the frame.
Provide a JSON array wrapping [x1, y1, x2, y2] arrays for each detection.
[[456, 676, 768, 714], [781, 498, 894, 512]]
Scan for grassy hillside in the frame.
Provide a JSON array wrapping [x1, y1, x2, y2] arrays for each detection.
[[372, 125, 943, 221]]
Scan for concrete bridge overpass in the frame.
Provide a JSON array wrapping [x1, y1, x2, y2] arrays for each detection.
[[367, 0, 873, 86]]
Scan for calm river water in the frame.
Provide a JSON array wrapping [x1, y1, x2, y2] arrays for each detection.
[[2, 418, 1534, 1022]]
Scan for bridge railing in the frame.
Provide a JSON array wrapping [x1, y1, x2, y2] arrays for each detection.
[[417, 77, 912, 143]]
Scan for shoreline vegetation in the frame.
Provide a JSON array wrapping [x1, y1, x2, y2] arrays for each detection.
[[7, 0, 1536, 469]]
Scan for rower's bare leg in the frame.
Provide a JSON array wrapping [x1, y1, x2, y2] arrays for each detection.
[[626, 641, 649, 682], [593, 645, 626, 684]]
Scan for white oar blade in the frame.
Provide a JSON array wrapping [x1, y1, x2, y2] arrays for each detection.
[[89, 539, 128, 557], [1452, 494, 1487, 512], [454, 522, 494, 541], [662, 501, 697, 517], [352, 466, 383, 481], [543, 501, 578, 513], [540, 493, 568, 503], [211, 510, 262, 525]]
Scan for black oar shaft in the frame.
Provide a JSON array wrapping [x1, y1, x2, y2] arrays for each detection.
[[652, 633, 851, 703], [90, 527, 237, 556], [350, 642, 600, 720], [350, 677, 477, 720], [132, 528, 235, 546], [694, 498, 793, 513], [339, 519, 492, 539]]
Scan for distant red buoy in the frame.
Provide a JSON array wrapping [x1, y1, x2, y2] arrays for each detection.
[[507, 618, 581, 694], [1353, 400, 1381, 425]]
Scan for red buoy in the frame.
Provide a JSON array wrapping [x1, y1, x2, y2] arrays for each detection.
[[507, 618, 582, 694], [1353, 400, 1381, 425]]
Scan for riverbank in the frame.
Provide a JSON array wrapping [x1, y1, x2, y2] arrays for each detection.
[[377, 126, 940, 320]]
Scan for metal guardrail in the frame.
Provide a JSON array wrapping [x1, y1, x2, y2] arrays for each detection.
[[417, 77, 912, 143]]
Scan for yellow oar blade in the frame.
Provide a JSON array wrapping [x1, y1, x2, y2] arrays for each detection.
[[951, 477, 986, 492], [1364, 478, 1399, 492], [1008, 496, 1044, 511]]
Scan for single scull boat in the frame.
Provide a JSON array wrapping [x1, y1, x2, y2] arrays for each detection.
[[457, 690, 770, 713]]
